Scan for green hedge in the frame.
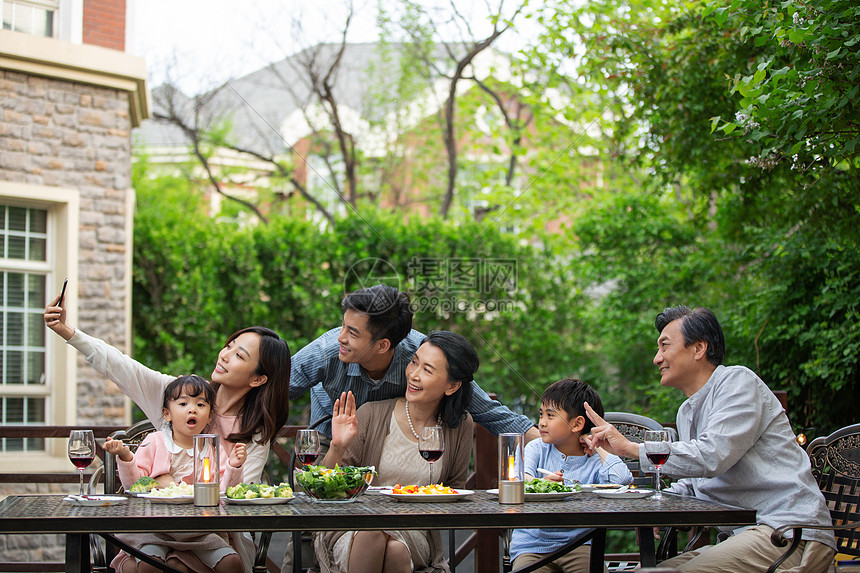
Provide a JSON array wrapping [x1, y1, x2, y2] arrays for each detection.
[[132, 195, 598, 426], [132, 174, 858, 437]]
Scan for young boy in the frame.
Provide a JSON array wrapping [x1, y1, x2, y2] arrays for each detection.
[[510, 378, 633, 573]]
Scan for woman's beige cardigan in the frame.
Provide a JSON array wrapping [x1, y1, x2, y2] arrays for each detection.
[[314, 398, 475, 573]]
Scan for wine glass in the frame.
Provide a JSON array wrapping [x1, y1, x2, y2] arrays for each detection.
[[295, 429, 321, 466], [418, 426, 444, 486], [68, 430, 96, 496], [643, 430, 671, 500]]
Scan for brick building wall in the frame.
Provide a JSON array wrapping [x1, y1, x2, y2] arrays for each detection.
[[0, 69, 131, 425], [82, 0, 127, 51]]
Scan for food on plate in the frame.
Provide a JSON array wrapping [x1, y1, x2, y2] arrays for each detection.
[[295, 464, 376, 500], [147, 481, 194, 497], [392, 483, 458, 495], [524, 478, 578, 494], [225, 482, 293, 500], [128, 476, 159, 493]]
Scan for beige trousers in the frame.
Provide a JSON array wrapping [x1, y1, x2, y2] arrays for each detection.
[[658, 525, 835, 573]]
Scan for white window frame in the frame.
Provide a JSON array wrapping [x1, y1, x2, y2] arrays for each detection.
[[0, 182, 79, 471], [1, 0, 59, 37]]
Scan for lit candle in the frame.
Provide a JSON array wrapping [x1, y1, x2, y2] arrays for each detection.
[[498, 433, 524, 504], [193, 434, 220, 506]]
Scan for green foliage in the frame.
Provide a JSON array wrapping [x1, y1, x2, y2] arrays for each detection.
[[709, 0, 860, 170], [132, 0, 859, 447], [533, 0, 860, 435], [132, 181, 601, 426]]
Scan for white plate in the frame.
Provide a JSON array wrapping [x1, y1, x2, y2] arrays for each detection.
[[365, 486, 392, 495], [487, 488, 579, 501], [63, 495, 129, 507], [223, 496, 294, 505], [138, 494, 195, 504], [579, 483, 624, 492], [596, 489, 654, 499], [381, 489, 474, 502]]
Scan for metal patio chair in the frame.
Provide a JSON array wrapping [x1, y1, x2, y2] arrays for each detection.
[[768, 423, 860, 572]]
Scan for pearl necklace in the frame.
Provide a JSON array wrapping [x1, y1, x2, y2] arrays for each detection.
[[404, 400, 441, 440]]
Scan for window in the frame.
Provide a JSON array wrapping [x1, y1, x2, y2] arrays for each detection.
[[0, 183, 78, 469], [0, 205, 48, 452], [1, 0, 58, 37]]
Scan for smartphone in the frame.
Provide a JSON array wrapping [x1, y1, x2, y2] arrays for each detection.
[[58, 278, 68, 307]]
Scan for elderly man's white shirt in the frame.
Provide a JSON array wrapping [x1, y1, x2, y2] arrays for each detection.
[[638, 365, 835, 548]]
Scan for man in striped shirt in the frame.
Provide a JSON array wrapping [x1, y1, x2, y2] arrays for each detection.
[[290, 284, 539, 441]]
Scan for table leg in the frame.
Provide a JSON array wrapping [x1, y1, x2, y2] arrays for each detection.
[[65, 533, 91, 573], [476, 529, 500, 573], [292, 531, 303, 573], [589, 529, 606, 573], [636, 527, 657, 568]]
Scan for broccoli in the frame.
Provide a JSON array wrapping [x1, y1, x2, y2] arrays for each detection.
[[226, 482, 294, 499], [129, 476, 159, 493]]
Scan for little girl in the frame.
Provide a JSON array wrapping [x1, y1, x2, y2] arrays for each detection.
[[103, 374, 247, 573]]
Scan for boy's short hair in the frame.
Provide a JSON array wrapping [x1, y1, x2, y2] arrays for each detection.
[[541, 378, 604, 434]]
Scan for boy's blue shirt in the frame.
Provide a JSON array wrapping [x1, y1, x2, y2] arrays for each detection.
[[510, 439, 634, 560]]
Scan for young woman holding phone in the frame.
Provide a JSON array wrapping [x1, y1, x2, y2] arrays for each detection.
[[44, 290, 291, 485], [45, 289, 291, 570]]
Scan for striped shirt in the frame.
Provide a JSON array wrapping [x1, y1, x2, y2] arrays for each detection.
[[290, 327, 534, 439], [511, 441, 633, 560]]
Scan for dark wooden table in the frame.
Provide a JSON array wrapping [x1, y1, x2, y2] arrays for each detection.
[[0, 491, 755, 572]]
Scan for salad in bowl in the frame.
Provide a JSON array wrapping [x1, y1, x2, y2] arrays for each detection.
[[295, 464, 376, 502]]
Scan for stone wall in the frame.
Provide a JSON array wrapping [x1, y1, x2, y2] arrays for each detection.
[[0, 68, 133, 564], [0, 533, 65, 565], [0, 68, 131, 426]]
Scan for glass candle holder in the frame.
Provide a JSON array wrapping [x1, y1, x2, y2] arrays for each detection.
[[498, 432, 524, 504], [193, 434, 220, 506]]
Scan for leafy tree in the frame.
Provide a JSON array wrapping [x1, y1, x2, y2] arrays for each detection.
[[387, 0, 528, 217], [709, 0, 860, 172], [534, 0, 859, 433]]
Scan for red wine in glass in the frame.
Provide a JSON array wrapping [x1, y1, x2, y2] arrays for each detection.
[[297, 453, 319, 465], [70, 455, 95, 470], [68, 429, 95, 496], [646, 452, 670, 466], [419, 449, 443, 463], [295, 429, 321, 467], [418, 426, 444, 486], [643, 430, 671, 500]]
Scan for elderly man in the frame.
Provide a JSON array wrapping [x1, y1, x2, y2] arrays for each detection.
[[584, 305, 835, 572]]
